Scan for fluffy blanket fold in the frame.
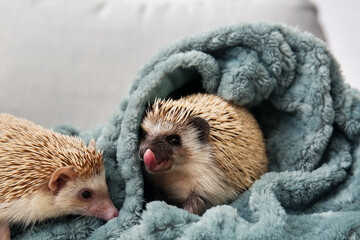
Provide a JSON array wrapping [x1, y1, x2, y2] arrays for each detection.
[[13, 23, 360, 239]]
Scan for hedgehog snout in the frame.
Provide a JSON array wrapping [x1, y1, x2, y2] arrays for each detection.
[[89, 198, 119, 221], [139, 145, 171, 164], [139, 145, 160, 163], [139, 145, 148, 160]]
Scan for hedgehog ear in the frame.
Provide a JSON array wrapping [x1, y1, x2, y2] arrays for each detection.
[[88, 139, 96, 152], [187, 117, 210, 143], [49, 166, 78, 194]]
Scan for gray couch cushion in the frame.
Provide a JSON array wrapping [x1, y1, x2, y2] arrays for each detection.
[[0, 0, 325, 129]]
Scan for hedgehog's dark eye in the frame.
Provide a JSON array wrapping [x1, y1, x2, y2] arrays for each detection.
[[166, 134, 181, 146], [81, 190, 92, 199]]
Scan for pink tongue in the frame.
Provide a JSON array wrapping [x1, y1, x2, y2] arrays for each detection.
[[144, 149, 157, 169]]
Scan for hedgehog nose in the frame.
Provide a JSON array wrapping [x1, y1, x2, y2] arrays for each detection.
[[114, 211, 119, 218], [109, 208, 119, 219], [139, 146, 147, 159], [102, 201, 119, 221]]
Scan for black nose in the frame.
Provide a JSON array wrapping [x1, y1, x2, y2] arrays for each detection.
[[139, 146, 147, 159]]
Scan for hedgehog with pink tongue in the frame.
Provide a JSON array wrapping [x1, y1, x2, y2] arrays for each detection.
[[143, 148, 172, 172], [139, 93, 268, 215]]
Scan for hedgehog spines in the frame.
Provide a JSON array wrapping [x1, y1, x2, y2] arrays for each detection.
[[0, 114, 104, 202], [143, 93, 268, 193]]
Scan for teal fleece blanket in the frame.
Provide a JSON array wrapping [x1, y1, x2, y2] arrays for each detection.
[[14, 23, 360, 239]]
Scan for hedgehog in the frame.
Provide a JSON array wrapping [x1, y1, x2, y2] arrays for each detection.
[[138, 93, 268, 215], [0, 114, 118, 240]]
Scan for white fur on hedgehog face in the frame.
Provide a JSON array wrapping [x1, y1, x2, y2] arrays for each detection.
[[0, 170, 110, 226], [141, 117, 215, 170], [53, 170, 109, 215], [141, 116, 236, 205]]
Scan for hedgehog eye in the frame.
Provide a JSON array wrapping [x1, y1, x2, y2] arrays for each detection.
[[166, 134, 181, 146], [79, 189, 92, 200], [82, 191, 91, 199]]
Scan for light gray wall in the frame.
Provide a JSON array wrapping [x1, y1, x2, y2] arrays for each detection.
[[312, 0, 360, 90]]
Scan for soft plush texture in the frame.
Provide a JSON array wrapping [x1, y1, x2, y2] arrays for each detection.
[[13, 23, 360, 239]]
